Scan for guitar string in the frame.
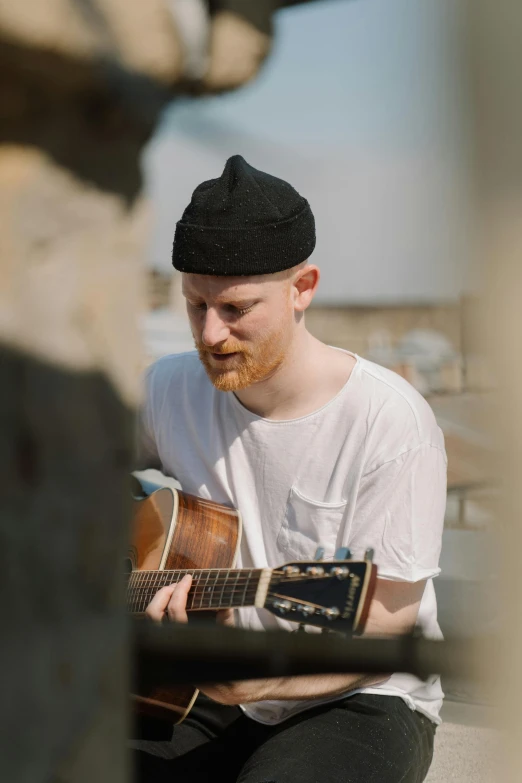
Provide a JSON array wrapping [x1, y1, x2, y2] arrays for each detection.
[[127, 580, 345, 608], [126, 569, 354, 610], [129, 572, 271, 602], [126, 581, 336, 606], [127, 587, 261, 600], [127, 569, 262, 605], [128, 595, 347, 612], [127, 568, 282, 579], [127, 590, 256, 609], [128, 566, 349, 576], [127, 570, 329, 579], [126, 585, 260, 594], [127, 577, 274, 590], [126, 578, 342, 604], [127, 571, 335, 586], [127, 588, 259, 609], [127, 573, 346, 593]]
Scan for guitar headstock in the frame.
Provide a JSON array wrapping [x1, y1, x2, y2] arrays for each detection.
[[265, 547, 377, 635]]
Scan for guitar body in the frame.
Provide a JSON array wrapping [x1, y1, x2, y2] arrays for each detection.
[[130, 483, 242, 724], [128, 480, 378, 725]]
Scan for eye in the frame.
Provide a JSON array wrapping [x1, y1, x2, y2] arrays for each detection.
[[227, 302, 255, 316], [234, 304, 254, 316], [188, 302, 207, 311]]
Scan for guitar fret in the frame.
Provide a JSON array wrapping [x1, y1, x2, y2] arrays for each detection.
[[150, 571, 156, 611], [140, 571, 145, 611], [135, 573, 141, 607], [190, 572, 202, 610], [147, 569, 155, 611], [200, 569, 210, 609], [185, 572, 192, 609], [160, 571, 169, 591], [139, 572, 145, 612], [128, 568, 265, 612], [134, 574, 140, 613], [231, 568, 241, 609], [218, 568, 226, 608], [209, 570, 218, 608], [242, 569, 252, 607], [143, 571, 150, 612]]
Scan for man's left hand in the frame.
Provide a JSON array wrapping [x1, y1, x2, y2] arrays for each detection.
[[144, 573, 234, 626]]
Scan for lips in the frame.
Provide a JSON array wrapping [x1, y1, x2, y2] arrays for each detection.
[[210, 352, 239, 361]]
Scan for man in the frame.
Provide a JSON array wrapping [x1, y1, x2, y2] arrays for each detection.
[[135, 155, 446, 782]]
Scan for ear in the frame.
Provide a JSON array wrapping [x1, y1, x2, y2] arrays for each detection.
[[292, 264, 320, 312]]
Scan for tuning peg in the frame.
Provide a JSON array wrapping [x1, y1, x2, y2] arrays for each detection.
[[365, 547, 374, 561], [321, 607, 340, 620], [331, 565, 350, 579], [334, 547, 351, 560], [314, 546, 325, 561], [272, 599, 292, 614]]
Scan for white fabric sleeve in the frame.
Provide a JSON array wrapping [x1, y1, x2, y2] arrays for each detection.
[[347, 443, 447, 582]]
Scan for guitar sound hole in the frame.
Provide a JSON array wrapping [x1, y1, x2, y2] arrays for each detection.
[[123, 558, 134, 582]]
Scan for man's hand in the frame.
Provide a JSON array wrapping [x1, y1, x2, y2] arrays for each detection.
[[190, 577, 428, 706], [143, 575, 425, 707], [144, 573, 234, 626], [145, 573, 193, 623]]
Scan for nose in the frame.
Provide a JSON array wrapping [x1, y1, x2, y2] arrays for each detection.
[[201, 307, 230, 347]]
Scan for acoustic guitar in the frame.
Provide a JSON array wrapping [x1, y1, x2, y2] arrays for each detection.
[[128, 480, 378, 724]]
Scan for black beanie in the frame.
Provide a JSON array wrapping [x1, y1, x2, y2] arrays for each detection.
[[172, 155, 316, 276]]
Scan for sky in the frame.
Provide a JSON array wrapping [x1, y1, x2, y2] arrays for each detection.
[[143, 0, 470, 303]]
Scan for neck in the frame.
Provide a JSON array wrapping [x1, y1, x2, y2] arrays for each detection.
[[127, 567, 266, 614], [234, 331, 356, 420]]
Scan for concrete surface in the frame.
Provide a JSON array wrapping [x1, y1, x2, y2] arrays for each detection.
[[426, 701, 499, 782]]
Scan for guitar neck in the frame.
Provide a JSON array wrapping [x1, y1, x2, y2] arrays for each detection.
[[127, 568, 269, 614]]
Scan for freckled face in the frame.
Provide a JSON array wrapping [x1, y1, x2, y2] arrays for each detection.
[[182, 273, 295, 391]]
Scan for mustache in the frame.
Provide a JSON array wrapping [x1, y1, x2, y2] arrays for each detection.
[[195, 341, 247, 356]]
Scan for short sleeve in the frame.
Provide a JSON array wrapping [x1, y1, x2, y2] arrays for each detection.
[[347, 443, 447, 582]]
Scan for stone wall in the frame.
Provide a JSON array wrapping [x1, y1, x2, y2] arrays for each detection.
[[305, 303, 462, 357]]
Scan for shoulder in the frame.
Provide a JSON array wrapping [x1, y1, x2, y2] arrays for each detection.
[[142, 351, 210, 408], [144, 351, 203, 389], [355, 357, 440, 441], [352, 356, 446, 467]]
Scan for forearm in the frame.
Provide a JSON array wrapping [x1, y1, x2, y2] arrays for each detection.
[[199, 578, 425, 706], [199, 671, 387, 705]]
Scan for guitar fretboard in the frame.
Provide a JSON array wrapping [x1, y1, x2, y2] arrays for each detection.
[[127, 568, 265, 614]]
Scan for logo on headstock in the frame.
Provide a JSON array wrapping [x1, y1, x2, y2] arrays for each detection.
[[342, 573, 361, 618]]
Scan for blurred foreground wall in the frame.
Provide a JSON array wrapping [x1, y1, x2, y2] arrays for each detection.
[[468, 0, 522, 777], [0, 1, 292, 779]]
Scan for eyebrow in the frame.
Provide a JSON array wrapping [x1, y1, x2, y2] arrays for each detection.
[[183, 293, 257, 307]]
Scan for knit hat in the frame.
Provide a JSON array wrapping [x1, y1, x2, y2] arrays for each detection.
[[172, 155, 315, 275]]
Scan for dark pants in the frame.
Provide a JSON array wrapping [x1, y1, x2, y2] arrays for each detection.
[[131, 693, 436, 783]]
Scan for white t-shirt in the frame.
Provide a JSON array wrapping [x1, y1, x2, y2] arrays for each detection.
[[139, 349, 447, 725]]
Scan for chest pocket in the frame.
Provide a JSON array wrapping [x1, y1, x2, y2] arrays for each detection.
[[277, 486, 347, 562]]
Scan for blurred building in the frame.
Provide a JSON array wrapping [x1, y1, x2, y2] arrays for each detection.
[[144, 0, 469, 301], [142, 0, 475, 388], [141, 0, 493, 549]]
